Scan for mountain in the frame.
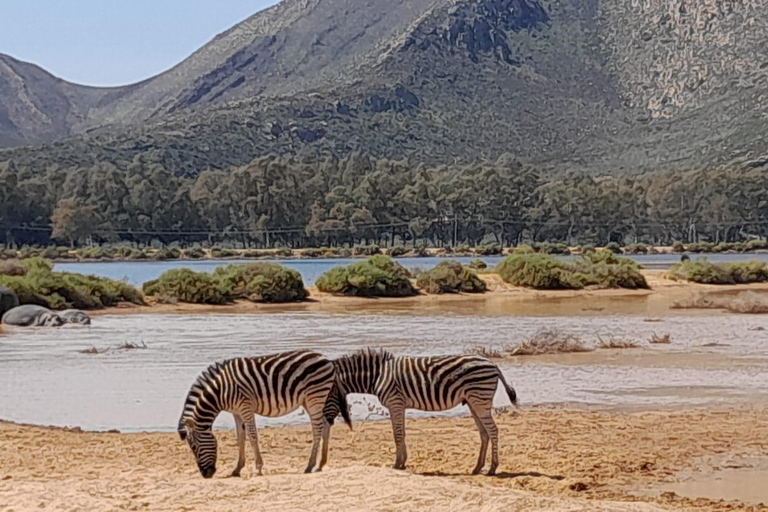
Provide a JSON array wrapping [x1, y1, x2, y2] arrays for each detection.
[[2, 0, 768, 173]]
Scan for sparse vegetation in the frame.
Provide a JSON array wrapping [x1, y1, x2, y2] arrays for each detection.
[[467, 330, 594, 358], [468, 259, 488, 270], [212, 263, 308, 303], [316, 256, 416, 297], [415, 261, 486, 294], [649, 333, 672, 344], [596, 336, 640, 349], [495, 252, 648, 290], [0, 260, 27, 276], [0, 258, 144, 310], [667, 259, 768, 285], [671, 291, 768, 314]]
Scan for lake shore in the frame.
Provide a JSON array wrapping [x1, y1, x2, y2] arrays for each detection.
[[93, 270, 768, 317], [2, 405, 766, 511]]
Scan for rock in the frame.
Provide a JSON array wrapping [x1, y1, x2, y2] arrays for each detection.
[[1, 305, 64, 327], [0, 287, 19, 318]]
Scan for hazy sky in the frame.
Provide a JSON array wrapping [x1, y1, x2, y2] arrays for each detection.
[[0, 1, 279, 86]]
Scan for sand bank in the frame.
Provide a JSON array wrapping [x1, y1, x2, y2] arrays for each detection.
[[2, 407, 767, 511], [92, 270, 768, 318]]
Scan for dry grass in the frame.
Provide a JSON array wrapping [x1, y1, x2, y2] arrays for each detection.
[[672, 291, 768, 314], [648, 333, 672, 344], [116, 341, 148, 350], [467, 330, 594, 358], [595, 336, 640, 349]]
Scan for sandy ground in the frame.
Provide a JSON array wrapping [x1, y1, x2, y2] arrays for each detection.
[[88, 270, 768, 318], [2, 407, 768, 511]]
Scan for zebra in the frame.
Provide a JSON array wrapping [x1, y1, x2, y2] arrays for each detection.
[[326, 349, 517, 475], [178, 350, 351, 479]]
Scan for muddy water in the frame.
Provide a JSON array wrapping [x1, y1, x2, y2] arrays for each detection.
[[1, 313, 767, 432]]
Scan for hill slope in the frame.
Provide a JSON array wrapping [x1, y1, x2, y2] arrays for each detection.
[[1, 0, 768, 173]]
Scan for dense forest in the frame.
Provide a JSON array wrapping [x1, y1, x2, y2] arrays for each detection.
[[2, 153, 768, 249]]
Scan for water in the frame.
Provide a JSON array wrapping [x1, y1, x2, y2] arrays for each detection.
[[1, 313, 766, 432], [53, 253, 768, 287]]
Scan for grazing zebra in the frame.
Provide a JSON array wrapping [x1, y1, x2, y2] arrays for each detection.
[[327, 349, 517, 475], [178, 350, 351, 479]]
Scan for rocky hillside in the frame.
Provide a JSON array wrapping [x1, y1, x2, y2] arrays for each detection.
[[1, 0, 767, 174]]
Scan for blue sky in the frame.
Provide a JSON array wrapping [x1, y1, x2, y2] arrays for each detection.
[[0, 1, 279, 86]]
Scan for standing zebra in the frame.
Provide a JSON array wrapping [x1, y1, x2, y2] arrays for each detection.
[[178, 350, 351, 479], [327, 349, 517, 475]]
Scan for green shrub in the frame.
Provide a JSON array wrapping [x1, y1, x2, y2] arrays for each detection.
[[495, 253, 648, 290], [212, 263, 308, 303], [0, 262, 143, 310], [671, 242, 686, 253], [388, 246, 407, 258], [578, 244, 596, 255], [143, 269, 229, 304], [533, 242, 571, 255], [152, 247, 181, 261], [416, 261, 486, 294], [40, 246, 66, 259], [745, 240, 768, 252], [454, 244, 472, 255], [273, 248, 293, 258], [685, 242, 715, 253], [667, 258, 768, 285], [512, 244, 535, 255], [18, 247, 41, 259], [316, 256, 416, 297], [468, 259, 488, 270], [210, 247, 237, 259], [605, 242, 623, 254], [475, 244, 503, 256], [353, 244, 381, 256], [183, 247, 207, 259], [302, 248, 323, 258], [1, 249, 19, 260], [624, 243, 650, 255]]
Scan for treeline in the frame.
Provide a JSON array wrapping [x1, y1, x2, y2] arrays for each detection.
[[2, 153, 768, 248]]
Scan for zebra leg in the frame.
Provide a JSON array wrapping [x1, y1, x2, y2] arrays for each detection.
[[230, 413, 247, 477], [304, 407, 325, 474], [388, 406, 408, 470], [473, 403, 500, 476], [317, 419, 331, 471], [244, 416, 264, 476], [467, 404, 490, 475]]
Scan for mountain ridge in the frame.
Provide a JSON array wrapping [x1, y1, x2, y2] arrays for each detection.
[[2, 0, 768, 173]]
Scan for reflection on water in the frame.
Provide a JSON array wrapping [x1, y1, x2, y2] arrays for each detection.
[[1, 313, 767, 432], [53, 253, 768, 287]]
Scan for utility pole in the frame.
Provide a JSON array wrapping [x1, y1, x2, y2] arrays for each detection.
[[453, 212, 458, 248]]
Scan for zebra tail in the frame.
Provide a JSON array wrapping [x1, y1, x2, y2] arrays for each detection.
[[497, 369, 518, 407], [337, 386, 353, 430]]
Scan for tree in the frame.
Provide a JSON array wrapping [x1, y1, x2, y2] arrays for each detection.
[[51, 199, 100, 246]]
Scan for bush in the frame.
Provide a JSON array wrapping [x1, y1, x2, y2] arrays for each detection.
[[667, 258, 768, 284], [0, 261, 144, 310], [316, 256, 416, 297], [388, 246, 408, 258], [475, 244, 502, 256], [273, 248, 293, 258], [416, 261, 487, 294], [301, 248, 323, 258], [468, 259, 488, 270], [183, 247, 207, 259], [1, 249, 19, 260], [152, 247, 182, 261], [512, 244, 535, 255], [605, 242, 623, 254], [212, 263, 308, 303], [624, 243, 650, 255], [210, 247, 237, 259], [745, 240, 768, 252], [495, 252, 648, 290], [671, 242, 686, 253], [533, 242, 571, 255], [0, 260, 27, 277], [353, 244, 381, 256], [685, 242, 715, 253], [143, 269, 229, 304]]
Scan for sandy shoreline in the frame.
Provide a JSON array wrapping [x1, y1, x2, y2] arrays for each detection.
[[2, 406, 767, 511], [88, 270, 768, 318]]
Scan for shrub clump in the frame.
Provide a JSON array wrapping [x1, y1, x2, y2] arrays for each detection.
[[183, 247, 207, 260], [495, 252, 648, 290], [316, 256, 416, 297], [143, 269, 229, 305], [468, 259, 488, 270], [416, 261, 487, 294], [0, 260, 27, 277], [212, 263, 308, 303], [0, 258, 143, 310], [667, 259, 768, 285]]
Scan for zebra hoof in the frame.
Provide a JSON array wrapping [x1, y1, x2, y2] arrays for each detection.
[[471, 467, 483, 476], [487, 469, 497, 477], [304, 467, 314, 474], [228, 471, 241, 478]]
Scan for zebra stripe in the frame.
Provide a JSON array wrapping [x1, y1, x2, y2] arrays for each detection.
[[329, 349, 517, 475], [178, 350, 351, 479]]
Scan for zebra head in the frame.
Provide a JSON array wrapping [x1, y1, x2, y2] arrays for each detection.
[[179, 417, 218, 479]]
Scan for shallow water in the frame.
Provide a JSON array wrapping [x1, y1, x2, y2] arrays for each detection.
[[53, 253, 768, 286], [1, 313, 767, 432]]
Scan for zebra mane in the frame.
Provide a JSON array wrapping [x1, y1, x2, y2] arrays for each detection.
[[339, 348, 395, 364], [179, 360, 230, 430]]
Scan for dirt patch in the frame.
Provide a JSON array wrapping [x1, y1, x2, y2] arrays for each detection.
[[1, 407, 767, 511]]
